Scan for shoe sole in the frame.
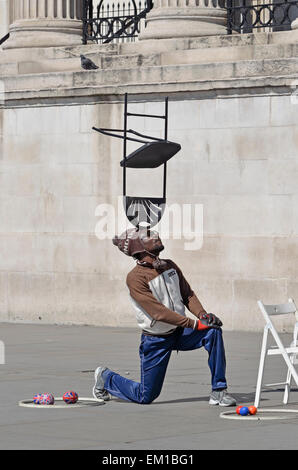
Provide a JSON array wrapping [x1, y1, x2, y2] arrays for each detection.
[[92, 383, 101, 401], [93, 367, 103, 401]]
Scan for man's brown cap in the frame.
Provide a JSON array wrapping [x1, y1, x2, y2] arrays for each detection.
[[112, 228, 146, 258]]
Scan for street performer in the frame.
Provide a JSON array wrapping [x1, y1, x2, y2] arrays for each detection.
[[92, 227, 236, 407]]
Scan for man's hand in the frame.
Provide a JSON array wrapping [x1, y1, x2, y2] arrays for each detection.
[[194, 313, 223, 331], [205, 313, 223, 328]]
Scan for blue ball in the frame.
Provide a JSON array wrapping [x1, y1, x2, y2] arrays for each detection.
[[239, 406, 249, 416]]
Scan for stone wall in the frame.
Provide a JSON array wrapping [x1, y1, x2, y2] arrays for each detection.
[[1, 93, 298, 331], [1, 31, 298, 331]]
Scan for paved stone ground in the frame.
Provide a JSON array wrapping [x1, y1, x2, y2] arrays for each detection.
[[1, 323, 298, 450]]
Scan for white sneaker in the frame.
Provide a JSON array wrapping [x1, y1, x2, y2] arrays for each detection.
[[209, 389, 236, 407], [92, 366, 111, 401]]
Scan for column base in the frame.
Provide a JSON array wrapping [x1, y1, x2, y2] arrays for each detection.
[[139, 7, 227, 40], [3, 19, 83, 49]]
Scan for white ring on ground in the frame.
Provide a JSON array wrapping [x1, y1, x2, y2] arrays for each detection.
[[220, 408, 298, 421], [18, 397, 105, 408]]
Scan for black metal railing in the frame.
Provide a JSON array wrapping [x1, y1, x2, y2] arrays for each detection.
[[0, 33, 9, 46], [83, 0, 153, 44], [82, 0, 298, 44], [227, 0, 298, 34]]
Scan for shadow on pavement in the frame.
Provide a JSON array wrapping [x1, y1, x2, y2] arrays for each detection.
[[112, 392, 259, 405]]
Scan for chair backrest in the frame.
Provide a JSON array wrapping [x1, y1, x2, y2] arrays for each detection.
[[258, 298, 298, 327]]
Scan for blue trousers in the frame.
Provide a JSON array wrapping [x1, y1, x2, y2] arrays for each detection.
[[102, 327, 227, 404]]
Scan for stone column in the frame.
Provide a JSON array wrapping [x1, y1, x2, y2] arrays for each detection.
[[139, 0, 227, 40], [0, 0, 9, 40], [4, 0, 83, 49]]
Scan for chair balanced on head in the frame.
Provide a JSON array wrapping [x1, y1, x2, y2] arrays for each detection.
[[254, 298, 298, 407]]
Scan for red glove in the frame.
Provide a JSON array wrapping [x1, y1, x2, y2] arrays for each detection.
[[194, 313, 223, 331]]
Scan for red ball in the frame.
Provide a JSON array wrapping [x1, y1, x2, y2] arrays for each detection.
[[248, 405, 257, 415], [236, 406, 242, 415], [63, 390, 78, 404]]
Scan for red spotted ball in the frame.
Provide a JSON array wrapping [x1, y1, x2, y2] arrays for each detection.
[[40, 393, 55, 405], [63, 390, 78, 404]]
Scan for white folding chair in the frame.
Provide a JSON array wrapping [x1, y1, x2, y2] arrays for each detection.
[[254, 298, 298, 408]]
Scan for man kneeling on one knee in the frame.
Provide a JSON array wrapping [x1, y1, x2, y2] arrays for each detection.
[[92, 228, 236, 407]]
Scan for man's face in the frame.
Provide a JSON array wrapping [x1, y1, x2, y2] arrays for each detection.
[[139, 229, 164, 255]]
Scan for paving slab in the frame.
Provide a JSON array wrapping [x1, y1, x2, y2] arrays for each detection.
[[0, 323, 298, 450]]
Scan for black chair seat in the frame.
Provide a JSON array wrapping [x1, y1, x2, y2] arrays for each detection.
[[120, 141, 181, 169]]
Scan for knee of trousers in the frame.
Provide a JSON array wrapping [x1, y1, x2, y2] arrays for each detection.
[[206, 327, 223, 344], [210, 327, 223, 337], [140, 388, 161, 405]]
